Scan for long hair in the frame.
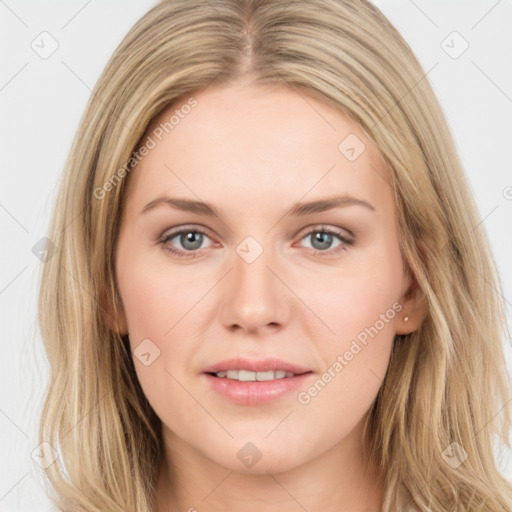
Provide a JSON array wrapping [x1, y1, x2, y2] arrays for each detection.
[[37, 1, 512, 510]]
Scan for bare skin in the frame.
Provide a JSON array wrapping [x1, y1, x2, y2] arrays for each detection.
[[113, 80, 425, 511]]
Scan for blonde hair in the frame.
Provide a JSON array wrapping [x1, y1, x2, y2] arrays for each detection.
[[38, 0, 512, 510]]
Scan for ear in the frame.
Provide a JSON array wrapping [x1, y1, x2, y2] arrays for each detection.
[[101, 289, 128, 335], [395, 264, 427, 335]]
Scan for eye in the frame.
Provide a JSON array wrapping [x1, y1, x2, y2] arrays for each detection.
[[159, 224, 354, 259], [297, 225, 354, 255], [160, 226, 215, 258]]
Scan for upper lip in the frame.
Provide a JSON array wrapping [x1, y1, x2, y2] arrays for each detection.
[[202, 357, 312, 375]]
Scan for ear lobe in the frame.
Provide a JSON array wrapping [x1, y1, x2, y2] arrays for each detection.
[[395, 269, 428, 335]]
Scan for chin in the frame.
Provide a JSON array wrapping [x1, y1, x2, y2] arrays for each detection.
[[227, 457, 299, 476], [206, 442, 305, 475]]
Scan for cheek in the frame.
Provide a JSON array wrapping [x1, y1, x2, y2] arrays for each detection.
[[117, 254, 200, 340], [292, 244, 402, 413], [116, 247, 220, 396], [292, 288, 397, 450], [117, 265, 201, 426], [294, 241, 404, 346]]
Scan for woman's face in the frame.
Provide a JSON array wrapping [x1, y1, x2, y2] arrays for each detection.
[[115, 83, 416, 475]]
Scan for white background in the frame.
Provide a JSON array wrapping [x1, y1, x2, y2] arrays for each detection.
[[0, 1, 511, 510]]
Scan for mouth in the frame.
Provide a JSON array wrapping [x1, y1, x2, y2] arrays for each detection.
[[202, 356, 312, 376], [205, 369, 312, 381], [201, 357, 314, 405]]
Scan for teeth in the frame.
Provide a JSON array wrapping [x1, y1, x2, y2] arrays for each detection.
[[226, 369, 239, 380], [215, 369, 297, 381]]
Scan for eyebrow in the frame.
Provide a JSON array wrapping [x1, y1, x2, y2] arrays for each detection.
[[140, 194, 376, 217]]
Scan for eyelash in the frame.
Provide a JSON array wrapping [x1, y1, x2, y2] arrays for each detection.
[[159, 225, 354, 259]]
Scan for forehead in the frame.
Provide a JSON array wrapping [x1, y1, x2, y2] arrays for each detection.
[[125, 83, 392, 217]]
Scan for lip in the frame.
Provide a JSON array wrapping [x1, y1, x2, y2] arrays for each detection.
[[202, 372, 313, 405], [201, 357, 311, 375], [201, 357, 313, 406]]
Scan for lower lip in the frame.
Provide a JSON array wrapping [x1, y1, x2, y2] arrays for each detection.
[[202, 372, 313, 405]]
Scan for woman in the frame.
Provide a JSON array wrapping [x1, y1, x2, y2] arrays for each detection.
[[37, 1, 512, 510]]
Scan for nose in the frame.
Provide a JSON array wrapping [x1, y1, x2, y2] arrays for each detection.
[[219, 242, 290, 335]]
